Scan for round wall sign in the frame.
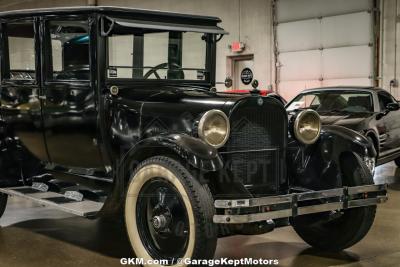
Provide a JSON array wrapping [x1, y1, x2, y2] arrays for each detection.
[[241, 68, 253, 85]]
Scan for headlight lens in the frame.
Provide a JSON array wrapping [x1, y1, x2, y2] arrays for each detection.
[[198, 109, 230, 148], [294, 109, 321, 145]]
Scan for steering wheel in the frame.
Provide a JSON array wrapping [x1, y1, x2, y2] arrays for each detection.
[[143, 62, 184, 80]]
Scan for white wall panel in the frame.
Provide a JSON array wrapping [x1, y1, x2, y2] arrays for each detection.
[[323, 78, 372, 87], [279, 80, 321, 101], [322, 46, 372, 79], [279, 50, 321, 81], [276, 0, 372, 22], [321, 12, 372, 48], [277, 19, 320, 52], [276, 0, 374, 97]]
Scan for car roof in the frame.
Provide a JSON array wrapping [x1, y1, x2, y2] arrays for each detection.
[[0, 6, 221, 25], [301, 86, 384, 94]]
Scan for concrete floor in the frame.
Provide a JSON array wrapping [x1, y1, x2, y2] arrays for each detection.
[[0, 163, 399, 267]]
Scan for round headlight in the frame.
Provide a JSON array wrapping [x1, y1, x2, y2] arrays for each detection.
[[294, 109, 321, 145], [198, 110, 230, 148]]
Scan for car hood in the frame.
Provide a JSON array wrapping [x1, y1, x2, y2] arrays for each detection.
[[136, 86, 280, 139], [318, 112, 373, 130]]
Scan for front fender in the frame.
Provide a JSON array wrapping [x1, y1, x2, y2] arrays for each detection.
[[288, 125, 376, 190], [100, 134, 223, 216], [122, 134, 223, 173]]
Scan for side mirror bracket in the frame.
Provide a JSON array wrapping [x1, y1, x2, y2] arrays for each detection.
[[376, 102, 400, 120], [387, 102, 400, 111]]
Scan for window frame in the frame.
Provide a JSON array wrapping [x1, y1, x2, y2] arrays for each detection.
[[286, 90, 375, 112], [378, 91, 396, 111], [0, 17, 39, 85], [104, 27, 215, 85], [41, 15, 93, 86]]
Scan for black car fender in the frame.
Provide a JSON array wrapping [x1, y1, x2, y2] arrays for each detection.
[[116, 134, 223, 184], [288, 125, 376, 190], [100, 134, 223, 215], [363, 129, 380, 155]]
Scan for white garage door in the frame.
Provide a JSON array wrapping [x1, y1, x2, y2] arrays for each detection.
[[275, 0, 376, 101]]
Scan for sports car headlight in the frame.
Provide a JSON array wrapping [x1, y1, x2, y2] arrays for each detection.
[[293, 110, 321, 145], [198, 109, 230, 148]]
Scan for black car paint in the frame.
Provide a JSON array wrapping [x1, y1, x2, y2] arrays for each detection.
[[287, 88, 400, 166], [0, 7, 376, 217]]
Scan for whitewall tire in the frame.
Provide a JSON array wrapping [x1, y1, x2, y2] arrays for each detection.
[[124, 156, 217, 266]]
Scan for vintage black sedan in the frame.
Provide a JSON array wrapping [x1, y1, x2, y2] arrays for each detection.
[[287, 87, 400, 170], [0, 7, 387, 265]]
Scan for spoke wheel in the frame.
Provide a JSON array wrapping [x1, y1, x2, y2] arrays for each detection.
[[125, 156, 217, 266], [137, 178, 190, 261]]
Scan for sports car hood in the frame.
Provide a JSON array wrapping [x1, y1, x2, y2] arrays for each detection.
[[318, 112, 374, 131]]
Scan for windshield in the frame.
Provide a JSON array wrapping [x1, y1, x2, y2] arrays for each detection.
[[107, 29, 209, 81], [287, 91, 374, 113]]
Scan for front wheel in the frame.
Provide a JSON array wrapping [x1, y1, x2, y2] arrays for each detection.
[[124, 156, 217, 266], [290, 153, 376, 251]]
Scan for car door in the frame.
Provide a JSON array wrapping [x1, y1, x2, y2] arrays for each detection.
[[0, 18, 49, 163], [40, 16, 104, 170], [377, 91, 400, 154]]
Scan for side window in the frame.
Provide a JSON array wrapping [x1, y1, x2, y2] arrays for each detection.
[[378, 92, 395, 111], [6, 21, 36, 80], [48, 20, 90, 80]]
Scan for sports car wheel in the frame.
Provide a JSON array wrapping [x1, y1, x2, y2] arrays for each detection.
[[0, 193, 8, 219], [290, 153, 376, 251], [125, 156, 217, 266]]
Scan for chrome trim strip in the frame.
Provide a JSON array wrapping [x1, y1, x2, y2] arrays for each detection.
[[347, 184, 387, 194], [214, 197, 386, 224], [215, 194, 292, 208], [213, 209, 292, 224], [213, 184, 387, 224], [297, 202, 343, 216], [297, 188, 343, 201]]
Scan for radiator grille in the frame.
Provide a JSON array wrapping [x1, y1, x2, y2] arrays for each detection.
[[223, 97, 287, 195]]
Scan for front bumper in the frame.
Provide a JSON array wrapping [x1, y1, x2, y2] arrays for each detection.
[[213, 184, 387, 224]]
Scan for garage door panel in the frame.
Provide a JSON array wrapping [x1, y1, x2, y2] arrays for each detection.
[[277, 19, 320, 52], [322, 12, 372, 48], [279, 80, 322, 101], [277, 0, 372, 22], [323, 78, 372, 87], [280, 50, 321, 81], [322, 46, 372, 79]]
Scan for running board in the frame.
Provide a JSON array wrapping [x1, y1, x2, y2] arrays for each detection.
[[213, 184, 388, 224], [0, 186, 104, 217]]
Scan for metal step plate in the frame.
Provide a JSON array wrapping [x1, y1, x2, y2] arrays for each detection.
[[0, 186, 104, 217]]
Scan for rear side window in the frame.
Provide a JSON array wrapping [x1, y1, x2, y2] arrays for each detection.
[[48, 20, 90, 80], [6, 21, 36, 80]]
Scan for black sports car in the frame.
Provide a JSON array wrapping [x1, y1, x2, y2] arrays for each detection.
[[287, 86, 400, 168]]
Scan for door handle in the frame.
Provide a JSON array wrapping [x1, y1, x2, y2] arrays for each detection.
[[38, 95, 47, 100]]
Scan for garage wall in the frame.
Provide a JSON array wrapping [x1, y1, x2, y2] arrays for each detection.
[[0, 0, 87, 10], [381, 0, 400, 99], [275, 0, 376, 101]]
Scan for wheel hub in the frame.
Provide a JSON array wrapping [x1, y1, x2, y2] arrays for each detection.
[[152, 214, 168, 230]]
